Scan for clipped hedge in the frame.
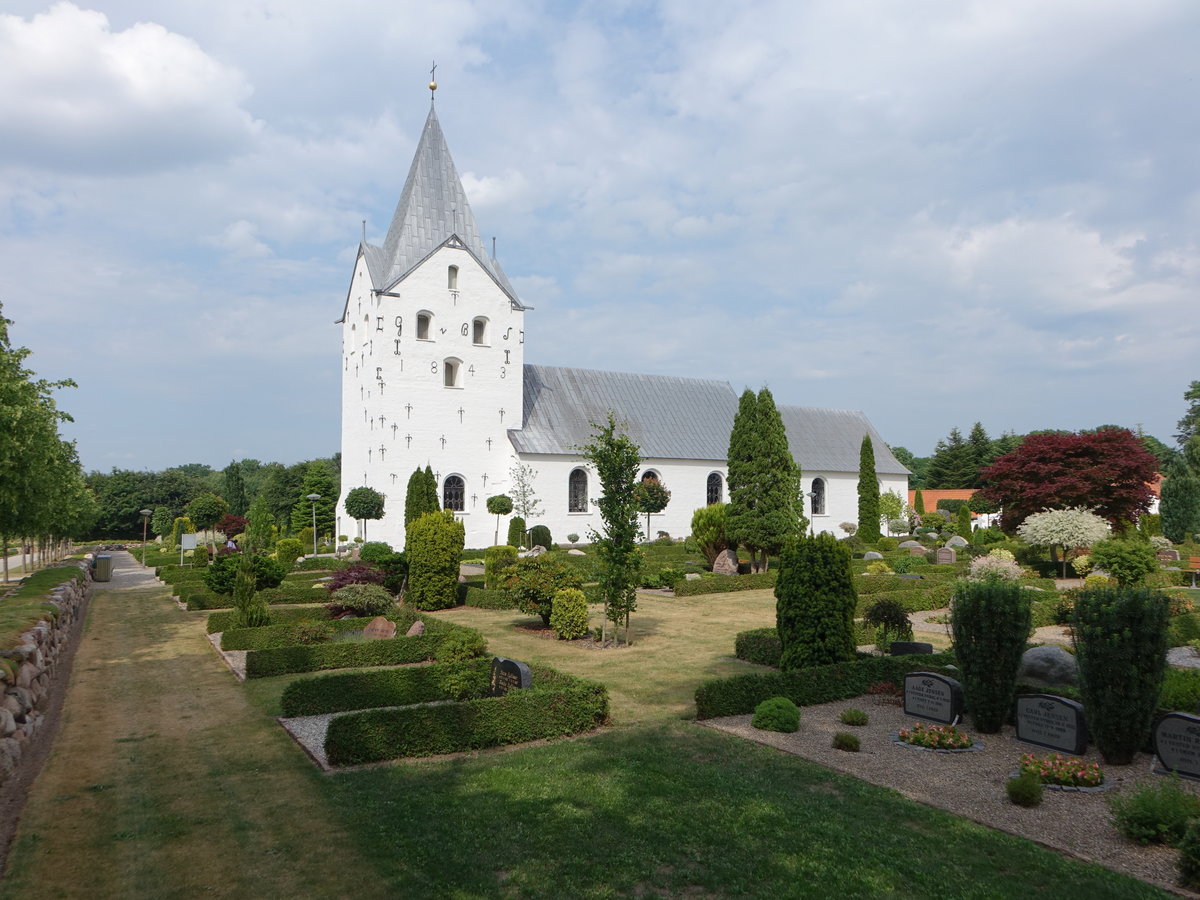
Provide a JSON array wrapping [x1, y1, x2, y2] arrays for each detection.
[[694, 652, 957, 719], [458, 584, 519, 609], [734, 628, 782, 666], [1169, 613, 1200, 647], [323, 664, 608, 765], [221, 615, 385, 651], [851, 584, 953, 616], [186, 591, 226, 610], [207, 606, 325, 633], [243, 616, 483, 678], [257, 581, 331, 604], [282, 658, 494, 716], [673, 571, 777, 597]]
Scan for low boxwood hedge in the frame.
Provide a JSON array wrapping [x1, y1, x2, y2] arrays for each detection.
[[694, 652, 957, 719], [734, 628, 783, 666], [458, 584, 519, 609], [221, 614, 392, 651], [186, 591, 225, 610], [673, 571, 777, 597], [206, 606, 329, 633], [282, 658, 494, 716], [243, 615, 483, 678], [257, 580, 332, 604], [1169, 613, 1200, 647], [323, 664, 608, 765], [852, 584, 953, 616]]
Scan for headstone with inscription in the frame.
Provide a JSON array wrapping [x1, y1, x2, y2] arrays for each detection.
[[713, 549, 739, 576], [935, 547, 957, 565], [1015, 694, 1087, 754], [490, 657, 533, 697], [909, 546, 927, 557], [1158, 549, 1181, 562], [362, 616, 397, 640], [1154, 713, 1200, 780], [903, 672, 964, 725]]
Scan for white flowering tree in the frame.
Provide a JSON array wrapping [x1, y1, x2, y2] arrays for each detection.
[[1016, 508, 1111, 577]]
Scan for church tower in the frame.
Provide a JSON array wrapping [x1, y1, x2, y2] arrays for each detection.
[[337, 91, 527, 548]]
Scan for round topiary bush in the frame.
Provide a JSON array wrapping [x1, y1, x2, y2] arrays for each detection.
[[274, 538, 305, 566], [1006, 773, 1044, 808], [550, 588, 589, 640], [330, 583, 396, 617], [751, 696, 800, 733], [529, 524, 552, 549]]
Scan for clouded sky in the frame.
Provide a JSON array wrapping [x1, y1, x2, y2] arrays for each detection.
[[1, 0, 1195, 473]]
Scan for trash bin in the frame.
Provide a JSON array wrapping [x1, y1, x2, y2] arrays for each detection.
[[94, 554, 114, 582]]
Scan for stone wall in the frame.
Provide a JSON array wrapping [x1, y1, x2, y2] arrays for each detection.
[[0, 562, 91, 786]]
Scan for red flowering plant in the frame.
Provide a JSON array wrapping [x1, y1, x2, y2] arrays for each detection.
[[1018, 752, 1104, 788], [867, 681, 903, 706], [896, 723, 974, 750]]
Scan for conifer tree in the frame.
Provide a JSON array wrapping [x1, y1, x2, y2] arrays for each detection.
[[288, 461, 336, 536], [925, 427, 978, 489], [423, 465, 440, 514], [857, 435, 881, 543], [223, 460, 248, 516], [1161, 436, 1200, 544], [914, 489, 926, 516], [967, 421, 993, 476], [404, 468, 426, 527], [776, 534, 857, 671]]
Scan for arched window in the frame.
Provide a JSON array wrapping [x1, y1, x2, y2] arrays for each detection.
[[443, 475, 465, 511], [443, 358, 461, 388], [447, 265, 458, 289], [640, 470, 659, 483], [706, 472, 723, 505], [417, 312, 432, 340], [472, 316, 488, 345], [569, 468, 588, 512], [810, 478, 826, 516]]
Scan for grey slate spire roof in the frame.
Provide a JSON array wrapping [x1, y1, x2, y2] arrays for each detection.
[[509, 364, 910, 475], [365, 105, 522, 305]]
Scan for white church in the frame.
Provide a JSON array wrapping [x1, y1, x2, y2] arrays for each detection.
[[336, 93, 909, 550]]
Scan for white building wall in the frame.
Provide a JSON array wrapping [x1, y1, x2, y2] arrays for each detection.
[[804, 471, 909, 537]]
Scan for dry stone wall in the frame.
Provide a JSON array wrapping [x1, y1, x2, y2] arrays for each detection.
[[0, 562, 91, 786]]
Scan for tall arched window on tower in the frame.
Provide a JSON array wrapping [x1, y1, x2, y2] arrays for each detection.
[[447, 265, 458, 290], [810, 478, 826, 516], [568, 468, 588, 512], [706, 472, 723, 505], [417, 311, 432, 340], [443, 474, 465, 511], [472, 316, 488, 345]]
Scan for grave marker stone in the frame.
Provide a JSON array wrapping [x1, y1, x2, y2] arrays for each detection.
[[490, 657, 533, 697], [1158, 549, 1181, 562], [903, 672, 964, 725], [1014, 694, 1087, 754], [1154, 713, 1200, 780], [362, 616, 397, 640], [909, 546, 926, 557], [935, 547, 957, 565]]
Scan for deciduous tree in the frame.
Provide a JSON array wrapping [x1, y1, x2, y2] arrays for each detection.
[[486, 494, 513, 545], [632, 475, 671, 540], [344, 486, 386, 541], [1015, 508, 1111, 576]]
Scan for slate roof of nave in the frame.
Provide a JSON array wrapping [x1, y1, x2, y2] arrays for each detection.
[[509, 364, 909, 475], [361, 105, 521, 305]]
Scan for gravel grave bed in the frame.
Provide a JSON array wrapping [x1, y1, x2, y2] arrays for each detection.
[[702, 698, 1198, 896]]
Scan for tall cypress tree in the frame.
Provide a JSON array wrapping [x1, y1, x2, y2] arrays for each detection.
[[223, 460, 248, 516], [857, 435, 881, 543], [403, 468, 425, 527], [423, 465, 440, 513]]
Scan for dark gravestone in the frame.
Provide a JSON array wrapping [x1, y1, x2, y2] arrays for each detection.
[[1154, 713, 1200, 780], [490, 657, 533, 697], [1015, 694, 1087, 755], [903, 672, 964, 725], [891, 641, 934, 656]]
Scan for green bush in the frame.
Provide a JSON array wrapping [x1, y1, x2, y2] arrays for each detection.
[[831, 732, 860, 752], [890, 555, 928, 574], [1109, 778, 1200, 845], [1160, 668, 1200, 711], [256, 580, 329, 604], [876, 537, 898, 551], [407, 510, 464, 611], [674, 571, 777, 597], [1178, 817, 1200, 889], [459, 584, 519, 610], [281, 659, 495, 716], [323, 666, 608, 765], [776, 534, 857, 672], [863, 598, 914, 653], [550, 588, 589, 640], [1090, 539, 1159, 587], [694, 652, 958, 719], [330, 583, 396, 617], [839, 708, 868, 726], [484, 545, 518, 590], [203, 552, 288, 595], [191, 547, 209, 568], [751, 696, 800, 733], [950, 580, 1031, 733], [1168, 613, 1200, 647], [221, 616, 373, 651], [358, 541, 395, 564], [529, 525, 552, 549], [274, 538, 305, 566], [507, 516, 526, 549], [1006, 773, 1044, 808], [735, 627, 782, 666], [504, 555, 584, 626], [1075, 586, 1170, 764], [208, 606, 326, 633]]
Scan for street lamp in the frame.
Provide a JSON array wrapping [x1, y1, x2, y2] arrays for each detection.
[[806, 492, 817, 537], [140, 509, 153, 566], [306, 494, 321, 557]]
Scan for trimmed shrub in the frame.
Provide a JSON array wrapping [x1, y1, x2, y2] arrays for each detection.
[[550, 588, 589, 640], [1075, 586, 1170, 764], [330, 583, 396, 617], [459, 584, 519, 610], [890, 555, 928, 574], [506, 515, 526, 549], [950, 580, 1031, 733], [876, 537, 898, 551], [1109, 778, 1200, 845], [694, 652, 958, 719], [323, 666, 608, 764], [1006, 774, 1043, 808], [831, 732, 860, 752], [203, 552, 288, 596], [839, 708, 868, 726], [208, 606, 327, 633], [751, 696, 800, 733], [484, 545, 518, 590], [1090, 539, 1159, 587], [407, 510, 465, 611], [674, 571, 777, 597], [1161, 668, 1200, 711], [775, 534, 857, 671], [222, 616, 370, 651], [274, 538, 305, 566], [1179, 817, 1200, 889], [282, 659, 495, 716], [529, 524, 552, 549], [735, 628, 783, 666], [504, 555, 584, 626], [192, 547, 210, 568], [358, 541, 394, 564]]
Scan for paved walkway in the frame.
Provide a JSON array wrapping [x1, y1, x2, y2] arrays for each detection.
[[90, 550, 162, 591]]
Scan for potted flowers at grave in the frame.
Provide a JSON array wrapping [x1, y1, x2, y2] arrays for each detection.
[[895, 722, 975, 750], [1017, 753, 1105, 789]]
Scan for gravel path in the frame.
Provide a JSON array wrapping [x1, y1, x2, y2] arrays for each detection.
[[702, 700, 1196, 896]]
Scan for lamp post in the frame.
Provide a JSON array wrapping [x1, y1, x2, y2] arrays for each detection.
[[806, 492, 817, 537], [306, 494, 321, 557], [140, 509, 153, 566]]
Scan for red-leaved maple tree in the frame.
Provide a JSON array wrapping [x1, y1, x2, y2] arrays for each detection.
[[979, 428, 1158, 532]]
